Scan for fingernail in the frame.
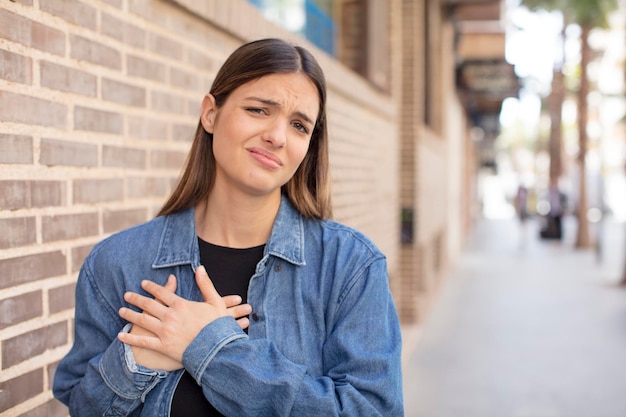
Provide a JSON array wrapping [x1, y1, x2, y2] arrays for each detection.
[[197, 265, 207, 275]]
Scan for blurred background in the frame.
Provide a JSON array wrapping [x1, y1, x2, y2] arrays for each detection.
[[0, 0, 624, 415]]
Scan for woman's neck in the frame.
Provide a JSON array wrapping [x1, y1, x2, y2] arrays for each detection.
[[195, 190, 281, 249]]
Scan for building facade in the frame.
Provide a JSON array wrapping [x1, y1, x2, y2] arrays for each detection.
[[0, 0, 513, 415]]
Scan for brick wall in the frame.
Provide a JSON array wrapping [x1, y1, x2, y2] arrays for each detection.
[[0, 0, 398, 415], [394, 0, 475, 323]]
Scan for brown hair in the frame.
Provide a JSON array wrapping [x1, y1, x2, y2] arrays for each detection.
[[158, 38, 332, 219]]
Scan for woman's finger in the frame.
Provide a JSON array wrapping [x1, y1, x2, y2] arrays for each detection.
[[195, 265, 223, 306], [228, 303, 252, 320], [140, 279, 179, 307], [163, 274, 177, 293], [119, 306, 162, 332], [124, 290, 169, 318], [118, 329, 162, 351], [223, 294, 243, 308], [236, 317, 250, 330]]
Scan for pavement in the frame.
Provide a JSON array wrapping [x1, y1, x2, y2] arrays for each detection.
[[401, 215, 626, 417]]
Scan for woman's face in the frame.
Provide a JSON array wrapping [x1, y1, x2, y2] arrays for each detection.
[[202, 72, 319, 198]]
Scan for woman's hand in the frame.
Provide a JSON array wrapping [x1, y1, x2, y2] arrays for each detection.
[[119, 266, 252, 366], [127, 274, 183, 371]]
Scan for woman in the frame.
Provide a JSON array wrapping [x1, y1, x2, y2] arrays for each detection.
[[53, 38, 403, 416]]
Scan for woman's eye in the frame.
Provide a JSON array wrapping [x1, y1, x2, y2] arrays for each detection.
[[246, 107, 266, 115], [293, 122, 309, 134]]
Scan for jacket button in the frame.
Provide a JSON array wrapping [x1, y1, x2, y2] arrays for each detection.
[[251, 313, 259, 321], [274, 264, 281, 272]]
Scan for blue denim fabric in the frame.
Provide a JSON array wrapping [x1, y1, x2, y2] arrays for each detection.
[[53, 196, 403, 416]]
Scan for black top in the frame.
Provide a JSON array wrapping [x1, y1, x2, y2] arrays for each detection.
[[170, 238, 265, 417]]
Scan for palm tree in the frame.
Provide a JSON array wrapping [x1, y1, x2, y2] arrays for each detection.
[[521, 0, 619, 248]]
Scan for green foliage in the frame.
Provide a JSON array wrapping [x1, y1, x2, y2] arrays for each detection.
[[520, 0, 618, 27]]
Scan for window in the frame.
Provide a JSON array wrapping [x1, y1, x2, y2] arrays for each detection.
[[248, 0, 336, 56]]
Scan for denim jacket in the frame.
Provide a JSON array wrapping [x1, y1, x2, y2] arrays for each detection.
[[53, 196, 403, 416]]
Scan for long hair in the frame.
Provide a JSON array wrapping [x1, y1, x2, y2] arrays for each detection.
[[157, 38, 332, 219]]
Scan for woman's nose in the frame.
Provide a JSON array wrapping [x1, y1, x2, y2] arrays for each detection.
[[261, 119, 287, 147]]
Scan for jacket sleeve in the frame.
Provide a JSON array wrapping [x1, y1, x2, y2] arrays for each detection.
[[183, 257, 404, 417], [52, 256, 168, 416]]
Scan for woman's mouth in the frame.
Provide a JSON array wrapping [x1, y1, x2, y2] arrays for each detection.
[[248, 148, 282, 169]]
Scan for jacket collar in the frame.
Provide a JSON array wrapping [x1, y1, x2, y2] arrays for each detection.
[[152, 195, 306, 269]]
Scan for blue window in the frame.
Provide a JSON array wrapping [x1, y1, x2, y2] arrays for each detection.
[[248, 0, 336, 56]]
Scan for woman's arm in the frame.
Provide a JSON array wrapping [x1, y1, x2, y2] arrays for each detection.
[[121, 259, 404, 416], [52, 260, 168, 416], [53, 262, 251, 415]]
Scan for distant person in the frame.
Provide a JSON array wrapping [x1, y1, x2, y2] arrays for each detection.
[[514, 184, 531, 247], [514, 185, 529, 224], [52, 38, 403, 416], [540, 184, 566, 240]]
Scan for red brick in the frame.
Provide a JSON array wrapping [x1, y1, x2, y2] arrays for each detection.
[[172, 123, 196, 142], [20, 398, 68, 417], [0, 134, 33, 164], [101, 78, 146, 107], [41, 61, 97, 97], [0, 9, 31, 43], [49, 283, 76, 314], [31, 181, 66, 207], [127, 177, 169, 199], [129, 1, 168, 28], [70, 34, 121, 70], [101, 0, 122, 8], [102, 145, 146, 169], [149, 33, 184, 60], [73, 179, 123, 204], [42, 212, 99, 242], [31, 21, 66, 56], [74, 106, 123, 134], [150, 149, 186, 170], [0, 368, 43, 412], [47, 360, 60, 392], [127, 54, 166, 82], [0, 180, 66, 209], [101, 12, 146, 49], [71, 244, 93, 273], [0, 217, 36, 249], [170, 67, 199, 91], [2, 322, 68, 369], [103, 208, 147, 234], [0, 91, 67, 128], [0, 180, 29, 209], [187, 97, 203, 117], [0, 49, 32, 84], [0, 10, 65, 56], [0, 252, 67, 289], [41, 0, 97, 30], [128, 116, 169, 141], [187, 48, 216, 71], [0, 291, 42, 330], [151, 90, 186, 114], [40, 138, 98, 167]]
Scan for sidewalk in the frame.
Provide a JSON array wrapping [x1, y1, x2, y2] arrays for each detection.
[[401, 215, 626, 417]]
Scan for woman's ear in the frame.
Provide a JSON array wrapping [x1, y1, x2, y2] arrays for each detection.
[[200, 94, 217, 133]]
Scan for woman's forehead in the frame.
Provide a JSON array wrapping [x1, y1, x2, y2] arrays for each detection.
[[230, 73, 320, 118]]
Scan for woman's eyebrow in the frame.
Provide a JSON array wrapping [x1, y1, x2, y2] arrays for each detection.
[[245, 96, 314, 126]]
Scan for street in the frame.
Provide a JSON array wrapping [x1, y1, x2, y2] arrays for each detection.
[[402, 216, 626, 417]]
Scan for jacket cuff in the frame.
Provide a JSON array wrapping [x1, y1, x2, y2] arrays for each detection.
[[99, 324, 168, 402], [182, 317, 247, 384]]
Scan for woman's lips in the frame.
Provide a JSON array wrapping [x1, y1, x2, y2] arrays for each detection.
[[247, 148, 282, 169]]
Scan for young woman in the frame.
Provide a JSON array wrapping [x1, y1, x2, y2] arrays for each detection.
[[53, 38, 403, 416]]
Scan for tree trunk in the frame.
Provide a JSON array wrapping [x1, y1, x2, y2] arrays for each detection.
[[548, 70, 564, 186], [622, 23, 626, 285], [575, 24, 591, 248], [548, 21, 566, 187]]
